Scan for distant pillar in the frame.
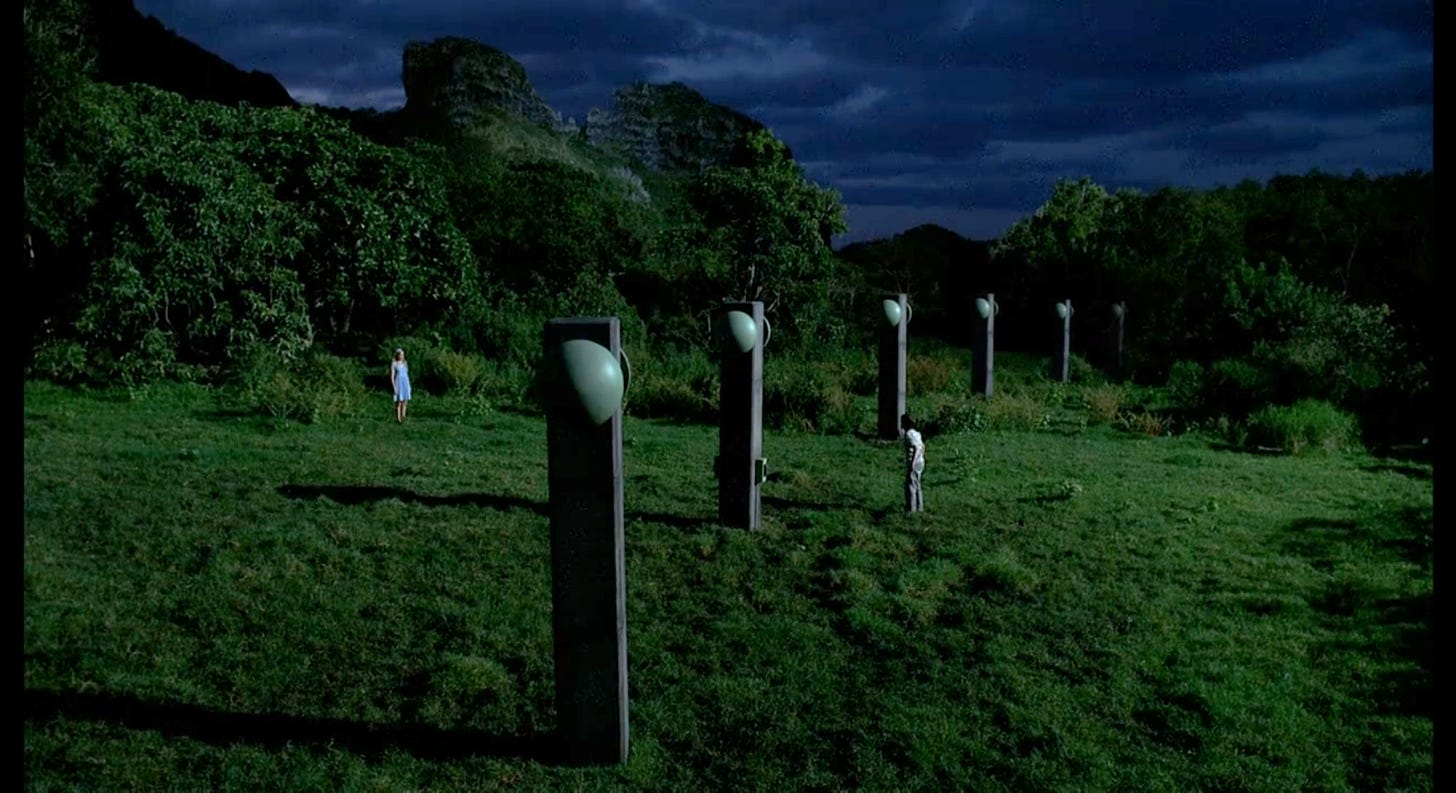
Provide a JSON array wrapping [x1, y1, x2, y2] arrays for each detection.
[[1112, 301, 1127, 380], [542, 317, 629, 765], [877, 293, 909, 440], [716, 302, 767, 530], [972, 293, 996, 397], [1052, 299, 1073, 383]]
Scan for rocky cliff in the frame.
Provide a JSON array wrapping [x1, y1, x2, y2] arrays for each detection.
[[583, 82, 768, 173], [399, 39, 769, 172], [401, 37, 565, 132], [81, 10, 776, 175]]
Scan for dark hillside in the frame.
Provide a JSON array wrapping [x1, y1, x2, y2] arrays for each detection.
[[86, 0, 296, 108]]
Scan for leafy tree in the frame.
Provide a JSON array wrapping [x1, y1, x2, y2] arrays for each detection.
[[687, 129, 848, 348], [451, 158, 648, 301], [24, 0, 107, 353], [33, 82, 483, 383]]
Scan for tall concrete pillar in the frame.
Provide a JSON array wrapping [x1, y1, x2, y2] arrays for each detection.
[[1052, 299, 1073, 383], [716, 302, 767, 530], [877, 293, 909, 440], [972, 293, 997, 397], [541, 317, 629, 765]]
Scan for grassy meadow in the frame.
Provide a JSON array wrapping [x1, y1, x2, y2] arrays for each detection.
[[23, 352, 1432, 792]]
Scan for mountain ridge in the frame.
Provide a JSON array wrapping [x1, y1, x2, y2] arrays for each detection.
[[87, 1, 777, 177]]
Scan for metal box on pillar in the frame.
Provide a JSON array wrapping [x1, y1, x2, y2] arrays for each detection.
[[715, 302, 768, 530]]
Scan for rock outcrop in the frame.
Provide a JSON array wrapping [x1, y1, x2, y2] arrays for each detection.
[[401, 37, 564, 131], [79, 7, 776, 175], [584, 82, 768, 173]]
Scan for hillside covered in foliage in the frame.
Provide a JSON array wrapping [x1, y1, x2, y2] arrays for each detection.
[[24, 0, 1434, 449]]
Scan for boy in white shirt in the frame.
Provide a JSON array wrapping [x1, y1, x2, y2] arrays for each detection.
[[902, 414, 925, 513]]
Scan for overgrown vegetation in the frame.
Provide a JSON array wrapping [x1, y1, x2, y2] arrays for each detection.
[[23, 0, 1434, 454]]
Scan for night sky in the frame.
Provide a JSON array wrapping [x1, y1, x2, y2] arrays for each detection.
[[131, 0, 1433, 244]]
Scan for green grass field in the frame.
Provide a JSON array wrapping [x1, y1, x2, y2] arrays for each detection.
[[23, 367, 1432, 791]]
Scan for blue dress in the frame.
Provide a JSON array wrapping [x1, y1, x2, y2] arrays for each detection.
[[393, 362, 412, 402]]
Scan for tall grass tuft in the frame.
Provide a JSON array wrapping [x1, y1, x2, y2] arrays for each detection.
[[1082, 384, 1125, 424], [1244, 399, 1361, 455], [233, 346, 369, 423]]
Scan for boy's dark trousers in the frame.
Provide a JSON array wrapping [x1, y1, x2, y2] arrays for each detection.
[[905, 467, 923, 513]]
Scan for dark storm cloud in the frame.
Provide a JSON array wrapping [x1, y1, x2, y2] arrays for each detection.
[[129, 0, 1431, 242]]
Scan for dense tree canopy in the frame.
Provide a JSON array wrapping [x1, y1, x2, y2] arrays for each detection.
[[21, 0, 1433, 442]]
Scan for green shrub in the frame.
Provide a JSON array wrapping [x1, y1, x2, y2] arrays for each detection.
[[1067, 354, 1100, 385], [628, 347, 718, 423], [818, 384, 865, 436], [1243, 399, 1360, 455], [907, 353, 959, 395], [475, 358, 537, 409], [912, 394, 986, 435], [1115, 409, 1168, 437], [818, 348, 878, 397], [1204, 357, 1273, 419], [233, 346, 368, 423], [29, 340, 89, 384], [764, 359, 830, 431], [433, 350, 484, 394], [1165, 360, 1205, 409], [765, 354, 875, 433], [1081, 384, 1125, 424], [984, 392, 1051, 431]]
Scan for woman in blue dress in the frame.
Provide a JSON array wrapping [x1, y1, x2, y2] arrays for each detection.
[[391, 348, 412, 423]]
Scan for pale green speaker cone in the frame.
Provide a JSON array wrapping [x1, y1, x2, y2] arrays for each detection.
[[881, 299, 902, 327], [559, 339, 624, 425], [976, 298, 991, 319], [1056, 302, 1068, 319], [724, 310, 758, 353]]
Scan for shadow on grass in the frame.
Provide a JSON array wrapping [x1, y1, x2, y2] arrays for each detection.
[[1284, 505, 1433, 571], [1367, 442, 1433, 465], [1280, 508, 1433, 722], [636, 414, 715, 429], [278, 484, 550, 515], [196, 406, 256, 422], [763, 495, 865, 512], [1205, 441, 1287, 456], [278, 483, 721, 531], [22, 688, 564, 764], [1360, 462, 1433, 481], [1015, 493, 1074, 505], [627, 511, 719, 530]]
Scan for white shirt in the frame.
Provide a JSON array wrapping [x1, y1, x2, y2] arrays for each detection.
[[905, 428, 925, 473]]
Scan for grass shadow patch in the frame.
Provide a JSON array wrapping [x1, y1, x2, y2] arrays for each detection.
[[1205, 441, 1287, 456], [1132, 686, 1214, 754], [763, 495, 864, 513], [1359, 463, 1432, 481], [626, 511, 719, 530], [22, 688, 561, 764], [1015, 493, 1074, 505], [277, 484, 548, 515]]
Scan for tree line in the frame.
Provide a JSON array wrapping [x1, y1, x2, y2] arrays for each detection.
[[24, 0, 1433, 445]]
